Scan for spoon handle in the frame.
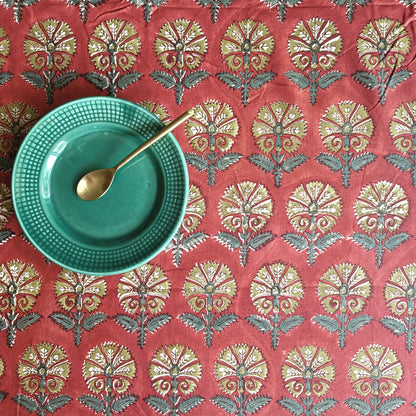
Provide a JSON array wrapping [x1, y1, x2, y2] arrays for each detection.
[[116, 108, 194, 171]]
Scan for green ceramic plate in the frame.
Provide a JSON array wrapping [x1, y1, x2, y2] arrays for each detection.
[[12, 97, 188, 275]]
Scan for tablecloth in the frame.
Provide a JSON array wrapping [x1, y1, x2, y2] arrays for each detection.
[[1, 0, 416, 415]]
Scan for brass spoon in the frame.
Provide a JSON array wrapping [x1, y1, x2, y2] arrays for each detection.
[[76, 109, 194, 201]]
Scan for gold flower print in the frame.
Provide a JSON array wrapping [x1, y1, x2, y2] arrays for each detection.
[[250, 262, 303, 315], [85, 19, 142, 96], [14, 343, 71, 414], [151, 19, 209, 104], [0, 102, 39, 162], [219, 181, 273, 234], [286, 18, 344, 105], [17, 343, 70, 394], [349, 345, 402, 397], [55, 269, 106, 313], [317, 101, 376, 187], [249, 101, 308, 187], [50, 269, 107, 346], [182, 184, 206, 234], [0, 25, 10, 70], [22, 19, 78, 104], [89, 19, 141, 72], [352, 181, 410, 267], [353, 18, 411, 104], [218, 19, 276, 106], [382, 263, 416, 351], [287, 181, 341, 234], [221, 19, 274, 72], [155, 19, 207, 71], [180, 262, 238, 346], [288, 18, 342, 72], [184, 262, 236, 313], [281, 345, 335, 397], [83, 343, 136, 394], [185, 100, 241, 186], [386, 100, 416, 186], [357, 18, 410, 71], [314, 263, 373, 349], [212, 344, 271, 413], [217, 181, 274, 266], [279, 345, 338, 414], [247, 262, 304, 350], [24, 19, 76, 71], [118, 264, 170, 314], [149, 344, 202, 396], [0, 183, 12, 228]]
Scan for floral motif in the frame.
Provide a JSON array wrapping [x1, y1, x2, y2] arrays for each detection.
[[217, 181, 275, 266], [0, 102, 39, 164], [0, 25, 10, 69], [250, 262, 303, 315], [184, 262, 236, 313], [79, 343, 138, 414], [319, 101, 374, 153], [22, 19, 78, 104], [386, 100, 416, 185], [286, 18, 344, 104], [89, 19, 141, 72], [54, 269, 106, 313], [249, 101, 308, 187], [218, 19, 275, 106], [182, 185, 206, 234], [357, 18, 410, 71], [149, 344, 202, 396], [0, 183, 12, 228], [381, 263, 416, 351], [247, 262, 304, 350], [385, 263, 416, 316], [253, 102, 307, 154], [318, 263, 371, 315], [185, 100, 241, 186], [151, 19, 209, 104], [0, 260, 41, 314], [261, 0, 303, 22], [353, 18, 411, 104], [50, 269, 107, 346], [24, 19, 76, 71], [85, 19, 142, 96], [215, 344, 268, 395], [83, 343, 136, 394], [155, 19, 207, 71], [219, 181, 273, 233], [138, 101, 170, 125], [281, 345, 335, 397], [288, 18, 342, 71], [348, 345, 402, 397], [118, 264, 170, 314], [287, 181, 341, 234], [355, 181, 408, 233], [221, 19, 274, 72], [17, 343, 70, 394], [352, 181, 410, 267], [314, 263, 373, 349], [187, 101, 238, 153], [332, 0, 371, 22]]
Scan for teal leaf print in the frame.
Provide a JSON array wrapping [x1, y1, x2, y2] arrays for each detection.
[[262, 0, 303, 22], [82, 312, 107, 331], [246, 315, 272, 333], [12, 395, 39, 413], [150, 71, 176, 89], [245, 395, 272, 414], [112, 394, 140, 414], [248, 232, 275, 250], [280, 316, 305, 333], [180, 313, 206, 332], [146, 314, 171, 333], [113, 315, 139, 332], [48, 313, 75, 330], [20, 71, 46, 89], [344, 398, 372, 415], [215, 153, 243, 172], [315, 233, 343, 251], [185, 153, 209, 171], [317, 71, 345, 89], [211, 395, 238, 413], [332, 0, 372, 22], [66, 0, 105, 23], [248, 154, 275, 173], [316, 153, 343, 172], [213, 314, 239, 332], [78, 394, 106, 413], [314, 315, 339, 333], [195, 0, 235, 23], [351, 233, 377, 250], [380, 317, 406, 336], [177, 396, 205, 414], [216, 232, 241, 250], [378, 397, 405, 415], [387, 69, 412, 89], [384, 154, 412, 172], [145, 396, 171, 414], [384, 233, 411, 251], [0, 72, 12, 86], [311, 398, 339, 415], [350, 153, 377, 172], [84, 72, 109, 90], [183, 70, 210, 89], [282, 154, 308, 172], [249, 71, 276, 90], [352, 71, 379, 89], [116, 71, 143, 90], [285, 70, 310, 89], [54, 71, 79, 90], [217, 72, 242, 89], [282, 233, 309, 252], [278, 397, 305, 415], [45, 395, 72, 413], [346, 315, 373, 334], [15, 313, 41, 331]]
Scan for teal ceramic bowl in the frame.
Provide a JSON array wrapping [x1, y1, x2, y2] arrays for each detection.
[[12, 97, 189, 275]]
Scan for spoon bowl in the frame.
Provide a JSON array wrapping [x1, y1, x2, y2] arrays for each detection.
[[76, 109, 193, 201]]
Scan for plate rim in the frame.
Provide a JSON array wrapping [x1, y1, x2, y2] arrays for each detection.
[[12, 96, 189, 276]]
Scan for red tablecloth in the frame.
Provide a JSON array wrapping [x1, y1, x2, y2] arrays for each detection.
[[1, 0, 416, 415]]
